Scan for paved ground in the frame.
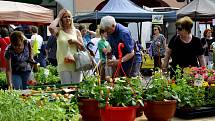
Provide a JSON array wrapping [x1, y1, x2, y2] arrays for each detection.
[[135, 114, 215, 121]]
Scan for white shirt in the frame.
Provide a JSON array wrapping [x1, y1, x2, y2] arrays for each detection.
[[91, 37, 100, 61], [30, 34, 43, 49]]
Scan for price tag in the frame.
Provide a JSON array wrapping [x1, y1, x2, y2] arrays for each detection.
[[194, 74, 203, 87]]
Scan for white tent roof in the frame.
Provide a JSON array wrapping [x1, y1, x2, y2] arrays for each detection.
[[177, 0, 215, 19], [0, 1, 54, 25]]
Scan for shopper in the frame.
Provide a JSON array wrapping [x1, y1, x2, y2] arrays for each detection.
[[0, 28, 10, 71], [151, 25, 166, 70], [30, 26, 46, 67], [100, 16, 142, 77], [5, 31, 32, 89], [49, 9, 84, 84], [46, 35, 57, 66], [162, 16, 205, 78], [98, 29, 111, 80]]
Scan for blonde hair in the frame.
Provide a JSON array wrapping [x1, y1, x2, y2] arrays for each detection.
[[58, 9, 74, 29], [176, 16, 193, 33]]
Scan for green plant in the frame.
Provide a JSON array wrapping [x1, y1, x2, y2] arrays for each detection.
[[77, 75, 107, 102], [77, 76, 144, 108], [172, 67, 205, 108], [0, 72, 7, 89], [143, 70, 179, 102], [34, 67, 60, 85], [0, 90, 80, 121], [106, 77, 144, 107]]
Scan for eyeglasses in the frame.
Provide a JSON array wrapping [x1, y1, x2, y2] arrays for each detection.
[[176, 27, 183, 31], [153, 29, 158, 31]]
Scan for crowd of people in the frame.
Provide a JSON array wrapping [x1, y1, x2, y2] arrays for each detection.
[[1, 8, 215, 89]]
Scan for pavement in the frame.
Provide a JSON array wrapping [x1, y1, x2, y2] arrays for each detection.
[[135, 114, 215, 121]]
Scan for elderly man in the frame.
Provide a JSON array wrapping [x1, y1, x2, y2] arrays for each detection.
[[100, 16, 142, 77]]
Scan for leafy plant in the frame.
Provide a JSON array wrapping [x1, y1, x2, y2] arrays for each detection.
[[77, 75, 107, 101], [172, 66, 205, 108], [34, 67, 60, 85], [143, 70, 179, 102], [0, 72, 7, 89], [0, 90, 80, 121], [77, 76, 144, 108]]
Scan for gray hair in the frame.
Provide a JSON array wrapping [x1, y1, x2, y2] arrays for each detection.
[[100, 16, 116, 30]]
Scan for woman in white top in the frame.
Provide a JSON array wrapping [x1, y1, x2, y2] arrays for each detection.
[[49, 9, 84, 84]]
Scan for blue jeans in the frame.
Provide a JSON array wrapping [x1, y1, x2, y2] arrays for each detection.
[[12, 71, 31, 90]]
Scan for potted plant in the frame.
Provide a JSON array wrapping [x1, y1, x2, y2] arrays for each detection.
[[99, 77, 144, 121], [174, 66, 215, 119], [143, 70, 180, 121], [76, 75, 107, 121]]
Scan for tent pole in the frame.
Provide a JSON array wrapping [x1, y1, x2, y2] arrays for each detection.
[[96, 10, 98, 26], [137, 22, 140, 42], [140, 22, 142, 44]]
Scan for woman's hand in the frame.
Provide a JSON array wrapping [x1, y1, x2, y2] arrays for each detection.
[[57, 9, 66, 19], [8, 82, 13, 90]]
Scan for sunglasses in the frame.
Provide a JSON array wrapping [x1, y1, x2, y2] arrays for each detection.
[[176, 26, 183, 31], [153, 29, 158, 31]]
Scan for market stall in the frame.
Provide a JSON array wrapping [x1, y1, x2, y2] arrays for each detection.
[[0, 1, 54, 25]]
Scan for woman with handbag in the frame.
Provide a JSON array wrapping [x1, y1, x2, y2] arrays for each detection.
[[49, 9, 84, 84]]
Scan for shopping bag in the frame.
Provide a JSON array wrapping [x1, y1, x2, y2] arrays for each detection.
[[73, 50, 94, 71]]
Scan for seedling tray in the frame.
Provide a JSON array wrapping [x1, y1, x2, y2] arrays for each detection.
[[175, 106, 215, 119]]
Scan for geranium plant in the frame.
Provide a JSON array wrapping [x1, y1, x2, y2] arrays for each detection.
[[172, 66, 206, 108]]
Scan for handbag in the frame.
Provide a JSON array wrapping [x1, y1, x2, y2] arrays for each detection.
[[73, 50, 94, 71]]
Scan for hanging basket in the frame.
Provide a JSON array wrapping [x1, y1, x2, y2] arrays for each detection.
[[144, 100, 177, 121], [100, 105, 136, 121]]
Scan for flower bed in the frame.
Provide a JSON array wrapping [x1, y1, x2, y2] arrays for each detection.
[[174, 66, 215, 119]]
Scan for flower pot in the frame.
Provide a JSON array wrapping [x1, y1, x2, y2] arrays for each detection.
[[144, 100, 177, 121], [134, 105, 144, 117], [78, 98, 101, 121], [100, 106, 136, 121]]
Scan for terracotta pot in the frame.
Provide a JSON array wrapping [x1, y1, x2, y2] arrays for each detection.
[[144, 100, 177, 121], [134, 105, 144, 117], [78, 98, 101, 121]]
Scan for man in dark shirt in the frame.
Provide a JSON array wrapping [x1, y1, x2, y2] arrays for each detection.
[[46, 35, 57, 66], [100, 16, 142, 77]]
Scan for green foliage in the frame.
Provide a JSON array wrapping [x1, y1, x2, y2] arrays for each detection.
[[0, 90, 79, 121], [77, 75, 108, 102], [173, 67, 205, 108], [172, 77, 205, 108], [34, 66, 60, 85], [77, 76, 144, 108], [0, 72, 7, 89], [104, 77, 144, 107], [143, 70, 179, 101]]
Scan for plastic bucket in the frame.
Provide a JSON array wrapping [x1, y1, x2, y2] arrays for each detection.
[[100, 106, 136, 121]]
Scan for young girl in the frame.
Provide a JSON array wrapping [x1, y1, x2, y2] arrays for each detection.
[[5, 31, 32, 89], [98, 29, 111, 81]]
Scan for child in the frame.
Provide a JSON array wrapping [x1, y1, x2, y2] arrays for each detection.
[[98, 29, 111, 81]]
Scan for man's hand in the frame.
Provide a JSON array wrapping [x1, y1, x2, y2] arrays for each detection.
[[107, 59, 120, 67]]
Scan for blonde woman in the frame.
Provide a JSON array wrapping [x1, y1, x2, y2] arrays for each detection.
[[49, 9, 84, 84]]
